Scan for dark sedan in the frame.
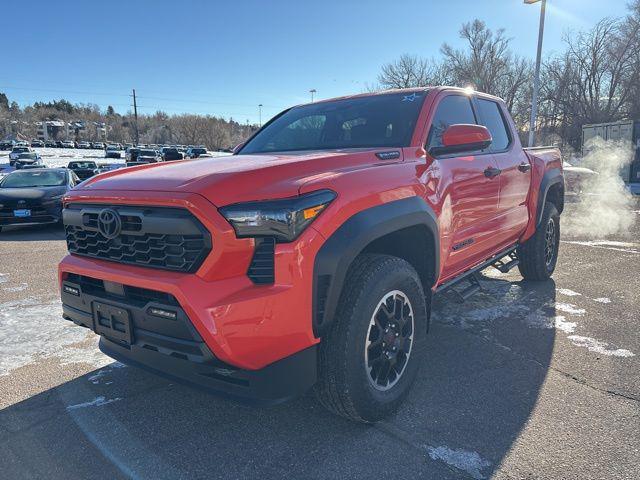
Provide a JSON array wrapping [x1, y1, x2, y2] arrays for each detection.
[[68, 160, 98, 180], [0, 169, 78, 232]]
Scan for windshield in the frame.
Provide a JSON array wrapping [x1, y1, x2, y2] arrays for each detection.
[[18, 153, 38, 159], [13, 147, 29, 153], [1, 170, 67, 188], [139, 150, 156, 156], [240, 92, 427, 154]]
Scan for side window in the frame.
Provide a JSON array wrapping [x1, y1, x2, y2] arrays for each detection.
[[476, 99, 511, 151], [427, 95, 476, 149]]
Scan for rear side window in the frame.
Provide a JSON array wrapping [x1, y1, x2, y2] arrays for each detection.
[[427, 95, 477, 149], [476, 99, 511, 151]]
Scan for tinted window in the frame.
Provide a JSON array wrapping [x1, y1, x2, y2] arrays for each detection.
[[240, 92, 427, 154], [476, 99, 510, 151], [427, 95, 477, 149]]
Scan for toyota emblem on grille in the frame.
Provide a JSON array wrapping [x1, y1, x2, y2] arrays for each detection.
[[97, 209, 122, 239]]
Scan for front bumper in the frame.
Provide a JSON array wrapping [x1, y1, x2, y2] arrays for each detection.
[[61, 273, 317, 404], [0, 203, 62, 227]]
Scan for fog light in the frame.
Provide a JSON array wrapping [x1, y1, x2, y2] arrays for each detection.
[[63, 285, 80, 296], [148, 307, 177, 320]]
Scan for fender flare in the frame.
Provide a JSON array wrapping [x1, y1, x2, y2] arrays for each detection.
[[536, 169, 564, 226], [312, 196, 439, 338]]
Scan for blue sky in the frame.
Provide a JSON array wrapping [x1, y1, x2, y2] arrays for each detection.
[[2, 0, 630, 124]]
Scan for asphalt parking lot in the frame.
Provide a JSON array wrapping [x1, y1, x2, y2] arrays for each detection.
[[0, 201, 638, 480]]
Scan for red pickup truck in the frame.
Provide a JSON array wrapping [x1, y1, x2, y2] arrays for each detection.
[[59, 87, 564, 422]]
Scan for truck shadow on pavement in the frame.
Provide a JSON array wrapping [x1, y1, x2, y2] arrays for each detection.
[[0, 276, 557, 480]]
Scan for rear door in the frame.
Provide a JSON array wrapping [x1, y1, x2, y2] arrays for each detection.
[[425, 93, 501, 279], [474, 97, 531, 246]]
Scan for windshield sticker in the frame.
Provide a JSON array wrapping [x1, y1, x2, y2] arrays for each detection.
[[402, 93, 420, 102]]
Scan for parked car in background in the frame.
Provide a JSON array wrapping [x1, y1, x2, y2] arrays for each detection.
[[31, 140, 44, 148], [18, 164, 48, 170], [105, 145, 122, 159], [9, 146, 33, 166], [77, 141, 90, 149], [68, 161, 99, 180], [14, 152, 43, 169], [0, 141, 14, 150], [563, 161, 598, 195], [125, 147, 140, 162], [131, 149, 160, 165], [91, 142, 105, 149], [93, 163, 126, 175], [161, 147, 184, 161], [0, 168, 79, 232], [185, 147, 208, 158], [44, 140, 57, 148], [61, 140, 75, 148]]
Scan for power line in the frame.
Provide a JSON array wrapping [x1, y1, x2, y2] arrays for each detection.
[[0, 85, 283, 110]]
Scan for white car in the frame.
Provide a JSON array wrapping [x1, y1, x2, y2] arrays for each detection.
[[563, 161, 599, 194], [9, 146, 34, 165]]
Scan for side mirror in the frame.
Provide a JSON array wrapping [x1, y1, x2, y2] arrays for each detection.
[[430, 124, 492, 157], [232, 142, 245, 154]]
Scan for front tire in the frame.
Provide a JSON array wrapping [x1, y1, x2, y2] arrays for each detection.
[[315, 254, 427, 423], [518, 202, 560, 280]]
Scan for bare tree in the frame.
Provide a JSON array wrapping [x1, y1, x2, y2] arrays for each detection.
[[377, 54, 448, 89]]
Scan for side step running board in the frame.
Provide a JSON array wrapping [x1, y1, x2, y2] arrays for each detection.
[[454, 272, 483, 302], [492, 251, 519, 273], [435, 244, 519, 301]]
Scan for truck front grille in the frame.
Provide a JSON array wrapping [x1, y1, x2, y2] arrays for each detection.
[[64, 204, 211, 272]]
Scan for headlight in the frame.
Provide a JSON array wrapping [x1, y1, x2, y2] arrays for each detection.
[[42, 195, 65, 206], [220, 190, 336, 242]]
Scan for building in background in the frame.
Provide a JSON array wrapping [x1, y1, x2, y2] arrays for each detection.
[[35, 120, 107, 141]]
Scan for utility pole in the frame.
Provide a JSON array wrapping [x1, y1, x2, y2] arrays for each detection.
[[258, 104, 263, 127], [132, 88, 139, 145], [525, 0, 547, 147], [309, 89, 316, 102]]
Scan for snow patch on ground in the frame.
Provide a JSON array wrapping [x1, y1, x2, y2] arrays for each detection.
[[88, 362, 126, 385], [2, 282, 28, 292], [525, 313, 577, 333], [557, 288, 581, 297], [555, 302, 586, 315], [0, 274, 7, 284], [480, 267, 505, 278], [567, 336, 635, 357], [66, 395, 122, 411], [593, 297, 611, 304], [0, 297, 111, 376], [562, 240, 639, 254], [427, 445, 491, 479]]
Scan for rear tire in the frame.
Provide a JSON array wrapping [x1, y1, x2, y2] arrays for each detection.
[[518, 202, 560, 281], [315, 254, 428, 423]]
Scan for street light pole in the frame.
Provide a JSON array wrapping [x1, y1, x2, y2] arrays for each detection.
[[258, 104, 263, 127], [309, 89, 316, 102], [526, 0, 547, 148]]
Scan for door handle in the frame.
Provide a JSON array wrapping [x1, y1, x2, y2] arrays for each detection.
[[518, 162, 532, 173], [484, 167, 502, 178]]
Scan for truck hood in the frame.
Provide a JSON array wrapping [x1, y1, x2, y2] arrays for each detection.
[[76, 150, 391, 206]]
